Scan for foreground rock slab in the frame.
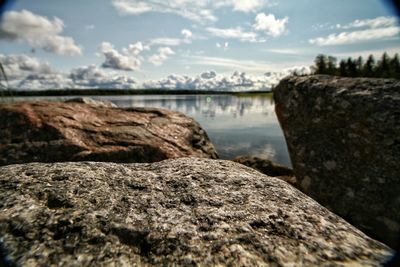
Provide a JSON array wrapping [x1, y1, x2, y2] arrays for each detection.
[[0, 100, 217, 166], [274, 75, 400, 247], [0, 158, 391, 266]]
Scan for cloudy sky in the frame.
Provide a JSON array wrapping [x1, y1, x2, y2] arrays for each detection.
[[0, 0, 399, 90]]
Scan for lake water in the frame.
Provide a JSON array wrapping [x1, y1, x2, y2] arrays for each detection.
[[5, 95, 291, 166]]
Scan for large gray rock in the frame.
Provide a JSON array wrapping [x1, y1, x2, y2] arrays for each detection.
[[0, 158, 392, 266], [0, 100, 218, 166], [274, 75, 400, 247]]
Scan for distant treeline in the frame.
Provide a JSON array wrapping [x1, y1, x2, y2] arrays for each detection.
[[0, 88, 272, 97], [311, 52, 400, 79]]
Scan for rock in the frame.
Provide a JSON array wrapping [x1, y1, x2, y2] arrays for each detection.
[[232, 156, 297, 187], [274, 75, 400, 247], [0, 100, 218, 166], [64, 97, 117, 108], [0, 158, 392, 266]]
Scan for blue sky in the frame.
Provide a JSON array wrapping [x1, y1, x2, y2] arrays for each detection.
[[0, 0, 399, 90]]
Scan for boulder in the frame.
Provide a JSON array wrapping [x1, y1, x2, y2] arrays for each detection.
[[232, 156, 297, 187], [274, 75, 400, 247], [0, 158, 392, 266], [0, 100, 218, 166]]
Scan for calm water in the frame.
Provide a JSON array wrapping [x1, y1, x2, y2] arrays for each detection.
[[5, 95, 291, 166]]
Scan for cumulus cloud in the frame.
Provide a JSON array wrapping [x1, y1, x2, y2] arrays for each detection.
[[142, 70, 286, 91], [148, 47, 175, 66], [253, 13, 289, 37], [0, 54, 54, 80], [111, 0, 269, 23], [206, 27, 258, 42], [70, 65, 138, 88], [15, 64, 139, 90], [0, 10, 82, 55], [100, 41, 144, 71], [310, 16, 400, 46]]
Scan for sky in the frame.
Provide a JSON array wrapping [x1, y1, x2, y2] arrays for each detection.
[[0, 0, 399, 90]]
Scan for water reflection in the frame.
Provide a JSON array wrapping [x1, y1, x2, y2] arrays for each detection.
[[6, 94, 291, 166], [104, 95, 275, 119], [96, 95, 291, 166]]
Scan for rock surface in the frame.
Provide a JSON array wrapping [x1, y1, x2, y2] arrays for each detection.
[[232, 156, 297, 187], [64, 97, 117, 108], [0, 158, 392, 266], [0, 100, 218, 166], [274, 75, 400, 247]]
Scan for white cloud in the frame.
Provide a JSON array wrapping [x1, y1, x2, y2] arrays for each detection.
[[100, 41, 144, 71], [111, 0, 270, 23], [266, 48, 299, 55], [0, 10, 82, 55], [148, 29, 193, 47], [310, 16, 400, 46], [5, 54, 310, 91], [181, 29, 193, 39], [148, 47, 175, 66], [142, 70, 286, 91], [0, 54, 54, 80], [253, 13, 289, 37], [70, 65, 138, 88], [149, 37, 190, 46], [188, 55, 272, 73], [17, 73, 74, 90], [14, 63, 139, 90], [216, 42, 229, 50], [309, 27, 400, 46], [231, 0, 266, 12], [112, 0, 217, 23], [339, 16, 398, 29], [206, 27, 258, 42]]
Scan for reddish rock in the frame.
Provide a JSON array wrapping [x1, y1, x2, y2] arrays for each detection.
[[0, 99, 218, 165]]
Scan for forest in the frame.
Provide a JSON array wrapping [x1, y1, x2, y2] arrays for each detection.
[[311, 52, 400, 79]]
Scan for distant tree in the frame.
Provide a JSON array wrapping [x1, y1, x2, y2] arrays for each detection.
[[339, 60, 347, 76], [377, 52, 391, 78], [313, 54, 327, 74], [389, 53, 400, 79], [363, 55, 376, 77], [355, 56, 363, 77], [347, 58, 358, 77], [327, 56, 338, 75], [310, 52, 399, 79]]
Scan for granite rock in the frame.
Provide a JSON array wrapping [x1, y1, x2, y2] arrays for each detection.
[[274, 75, 400, 247], [0, 100, 218, 166], [232, 156, 297, 187], [0, 158, 392, 266]]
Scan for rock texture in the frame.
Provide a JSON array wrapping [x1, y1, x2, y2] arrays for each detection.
[[0, 158, 392, 266], [274, 75, 400, 248], [0, 100, 217, 166], [232, 156, 297, 187]]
